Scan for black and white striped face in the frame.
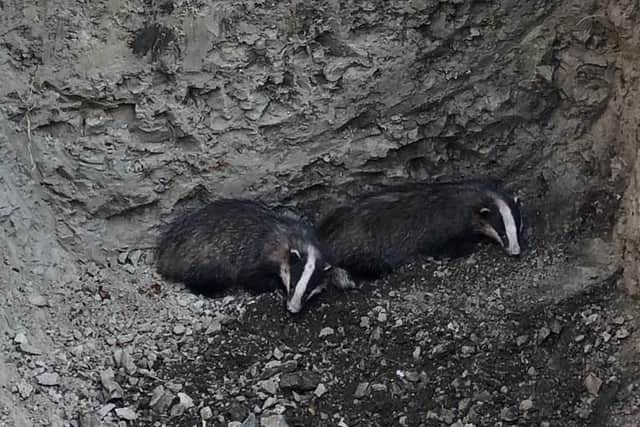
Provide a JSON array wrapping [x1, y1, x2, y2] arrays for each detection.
[[280, 245, 330, 314], [477, 193, 523, 256]]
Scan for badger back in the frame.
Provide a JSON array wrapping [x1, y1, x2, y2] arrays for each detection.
[[155, 199, 282, 287]]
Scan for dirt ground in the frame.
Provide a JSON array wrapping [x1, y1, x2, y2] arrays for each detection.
[[106, 232, 639, 427]]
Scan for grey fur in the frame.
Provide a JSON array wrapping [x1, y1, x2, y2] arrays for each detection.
[[156, 199, 329, 313]]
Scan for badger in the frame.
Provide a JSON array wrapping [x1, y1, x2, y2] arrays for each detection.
[[155, 199, 333, 314], [318, 178, 524, 279]]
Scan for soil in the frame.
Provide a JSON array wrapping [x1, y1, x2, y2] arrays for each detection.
[[112, 233, 638, 427]]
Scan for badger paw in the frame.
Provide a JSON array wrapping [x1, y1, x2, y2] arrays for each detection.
[[330, 267, 357, 290]]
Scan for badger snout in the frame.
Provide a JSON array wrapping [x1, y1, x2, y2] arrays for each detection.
[[286, 300, 303, 314], [505, 245, 521, 256]]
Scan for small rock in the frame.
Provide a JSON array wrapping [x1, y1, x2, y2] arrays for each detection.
[[258, 378, 279, 395], [461, 345, 475, 355], [36, 372, 59, 386], [500, 386, 508, 393], [279, 371, 320, 392], [122, 351, 137, 374], [612, 316, 625, 325], [616, 328, 630, 339], [602, 331, 612, 342], [19, 342, 42, 355], [474, 390, 492, 402], [78, 413, 101, 427], [519, 399, 533, 411], [370, 327, 382, 341], [371, 383, 387, 392], [314, 383, 327, 397], [354, 382, 369, 398], [537, 327, 551, 344], [412, 346, 421, 360], [500, 406, 518, 422], [241, 413, 258, 427], [28, 293, 48, 307], [173, 325, 186, 335], [527, 367, 537, 376], [319, 327, 334, 338], [177, 392, 194, 409], [117, 334, 134, 344], [360, 317, 370, 328], [575, 334, 585, 342], [206, 319, 222, 335], [405, 371, 420, 383], [100, 369, 124, 401], [550, 320, 563, 334], [16, 381, 34, 399], [262, 396, 277, 409], [115, 407, 137, 421], [378, 312, 387, 322], [97, 403, 116, 418], [260, 415, 289, 427], [200, 406, 213, 420], [273, 347, 284, 360], [14, 332, 28, 345], [584, 372, 603, 396], [516, 335, 528, 346]]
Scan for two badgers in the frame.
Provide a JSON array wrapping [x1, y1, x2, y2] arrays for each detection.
[[155, 179, 524, 314], [318, 179, 524, 279], [155, 199, 336, 314]]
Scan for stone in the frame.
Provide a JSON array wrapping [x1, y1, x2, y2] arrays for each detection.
[[14, 332, 28, 344], [584, 372, 603, 396], [97, 404, 116, 418], [200, 406, 213, 420], [19, 342, 42, 355], [519, 399, 534, 411], [537, 326, 551, 343], [115, 407, 138, 421], [319, 327, 334, 337], [173, 325, 186, 335], [36, 372, 59, 386], [616, 328, 630, 339], [100, 369, 124, 401], [258, 378, 279, 395], [206, 319, 222, 335], [16, 380, 34, 399], [279, 371, 320, 392], [28, 293, 48, 307], [354, 382, 369, 398], [260, 415, 289, 427], [314, 383, 327, 397], [241, 413, 258, 427], [500, 406, 518, 422]]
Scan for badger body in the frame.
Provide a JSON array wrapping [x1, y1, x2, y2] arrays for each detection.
[[156, 199, 330, 313], [318, 179, 524, 278]]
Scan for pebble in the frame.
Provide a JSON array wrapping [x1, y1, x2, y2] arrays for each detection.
[[360, 317, 370, 328], [612, 316, 625, 325], [371, 383, 387, 392], [412, 346, 421, 360], [97, 403, 116, 418], [117, 334, 134, 344], [36, 372, 59, 386], [527, 367, 538, 376], [519, 399, 533, 411], [550, 320, 563, 334], [173, 325, 186, 335], [273, 347, 284, 360], [279, 371, 320, 392], [200, 406, 213, 420], [537, 326, 551, 344], [500, 406, 518, 422], [206, 319, 222, 335], [354, 382, 369, 398], [262, 396, 277, 409], [584, 372, 603, 396], [461, 345, 475, 355], [259, 378, 279, 395], [78, 413, 101, 427], [378, 312, 387, 322], [100, 369, 124, 401], [115, 407, 137, 421], [16, 381, 33, 399], [28, 293, 48, 307], [14, 332, 28, 345], [261, 415, 289, 427], [314, 383, 327, 397], [241, 413, 258, 427], [516, 335, 528, 346], [575, 334, 585, 342], [616, 328, 630, 339], [319, 327, 334, 337], [19, 342, 42, 355]]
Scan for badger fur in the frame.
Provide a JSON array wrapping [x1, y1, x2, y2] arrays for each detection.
[[318, 178, 524, 279], [156, 199, 331, 314]]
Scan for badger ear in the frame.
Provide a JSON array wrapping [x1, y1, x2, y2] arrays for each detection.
[[323, 263, 332, 271], [289, 249, 301, 262], [479, 207, 491, 216]]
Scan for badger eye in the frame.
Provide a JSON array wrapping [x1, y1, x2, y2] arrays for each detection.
[[289, 249, 302, 264]]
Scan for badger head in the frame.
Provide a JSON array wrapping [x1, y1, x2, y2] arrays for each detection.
[[473, 191, 524, 256], [266, 232, 331, 314]]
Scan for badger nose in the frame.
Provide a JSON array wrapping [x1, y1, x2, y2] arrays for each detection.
[[286, 302, 302, 314], [506, 246, 521, 256]]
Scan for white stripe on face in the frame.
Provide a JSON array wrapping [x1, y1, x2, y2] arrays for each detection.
[[495, 197, 521, 256], [286, 245, 317, 313]]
